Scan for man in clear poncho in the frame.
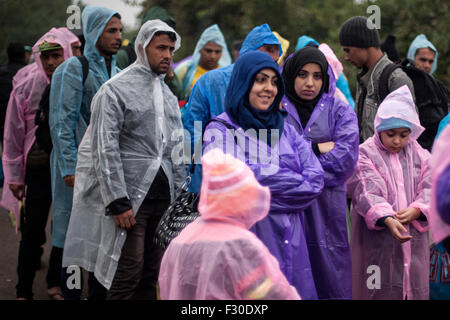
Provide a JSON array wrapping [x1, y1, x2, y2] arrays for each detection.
[[159, 148, 300, 300], [183, 23, 282, 194], [63, 19, 185, 300], [49, 7, 122, 298], [175, 24, 231, 100]]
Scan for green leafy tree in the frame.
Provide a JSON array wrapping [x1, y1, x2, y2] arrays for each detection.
[[0, 0, 74, 65]]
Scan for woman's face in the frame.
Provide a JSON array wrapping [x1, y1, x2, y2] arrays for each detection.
[[294, 63, 323, 100], [249, 68, 279, 111], [379, 128, 411, 153]]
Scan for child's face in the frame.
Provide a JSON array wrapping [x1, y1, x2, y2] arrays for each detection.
[[379, 128, 411, 153]]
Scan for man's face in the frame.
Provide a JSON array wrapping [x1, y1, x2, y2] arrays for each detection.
[[198, 41, 222, 70], [258, 44, 280, 62], [40, 48, 65, 78], [71, 42, 82, 57], [342, 46, 368, 69], [414, 47, 435, 74], [96, 16, 122, 57], [145, 34, 175, 75]]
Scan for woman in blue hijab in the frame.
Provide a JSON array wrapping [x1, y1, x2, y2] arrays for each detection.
[[203, 51, 325, 299]]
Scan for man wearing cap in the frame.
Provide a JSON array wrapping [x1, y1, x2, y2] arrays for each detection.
[[62, 19, 184, 300], [49, 6, 122, 300], [1, 28, 75, 300], [339, 16, 415, 143]]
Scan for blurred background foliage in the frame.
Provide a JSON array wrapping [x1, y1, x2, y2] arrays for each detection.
[[1, 0, 448, 95]]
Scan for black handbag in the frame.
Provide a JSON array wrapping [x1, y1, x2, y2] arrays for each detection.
[[154, 172, 200, 249], [153, 118, 237, 249]]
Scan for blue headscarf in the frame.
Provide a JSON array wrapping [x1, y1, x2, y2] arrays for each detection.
[[225, 51, 286, 146]]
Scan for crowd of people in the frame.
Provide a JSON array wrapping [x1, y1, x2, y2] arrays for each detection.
[[0, 5, 449, 301]]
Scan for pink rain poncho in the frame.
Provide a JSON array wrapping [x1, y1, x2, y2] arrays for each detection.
[[347, 85, 431, 300], [429, 124, 450, 243], [0, 28, 75, 230], [158, 149, 301, 300]]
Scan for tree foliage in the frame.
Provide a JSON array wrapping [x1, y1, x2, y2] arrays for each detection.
[[139, 0, 449, 92], [0, 0, 74, 65]]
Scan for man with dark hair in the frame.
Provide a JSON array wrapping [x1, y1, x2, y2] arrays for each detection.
[[0, 42, 26, 142], [1, 29, 75, 301], [63, 20, 184, 300], [116, 6, 183, 100], [339, 16, 415, 143], [49, 6, 122, 300]]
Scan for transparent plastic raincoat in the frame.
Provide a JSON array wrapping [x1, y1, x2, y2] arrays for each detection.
[[348, 85, 431, 300], [174, 24, 231, 99], [49, 6, 120, 248], [159, 149, 300, 300], [183, 24, 282, 194], [62, 20, 184, 289], [203, 52, 324, 299], [282, 60, 359, 299], [0, 28, 75, 229]]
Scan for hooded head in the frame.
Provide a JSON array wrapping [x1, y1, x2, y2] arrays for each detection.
[[134, 19, 181, 73], [81, 6, 120, 59], [198, 148, 271, 229], [282, 46, 331, 128], [239, 24, 282, 61], [32, 27, 75, 83], [374, 85, 424, 151], [407, 34, 438, 75], [225, 51, 286, 146], [295, 35, 319, 51], [192, 24, 231, 70], [57, 27, 82, 56], [180, 24, 231, 96]]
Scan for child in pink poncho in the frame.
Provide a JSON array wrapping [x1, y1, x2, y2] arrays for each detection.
[[348, 85, 431, 300], [158, 148, 301, 300]]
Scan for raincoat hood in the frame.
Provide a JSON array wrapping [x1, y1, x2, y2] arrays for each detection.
[[407, 34, 438, 75], [57, 27, 81, 47], [295, 35, 319, 51], [32, 27, 76, 83], [273, 31, 290, 65], [134, 19, 181, 72], [178, 24, 231, 96], [318, 43, 343, 80], [82, 6, 119, 60], [239, 24, 282, 58], [374, 85, 424, 145], [198, 149, 271, 229], [190, 24, 231, 69]]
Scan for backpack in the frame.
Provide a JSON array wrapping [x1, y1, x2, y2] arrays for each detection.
[[35, 56, 89, 153], [378, 59, 450, 151]]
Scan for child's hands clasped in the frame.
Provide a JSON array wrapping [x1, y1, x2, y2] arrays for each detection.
[[384, 217, 413, 243], [395, 207, 421, 224]]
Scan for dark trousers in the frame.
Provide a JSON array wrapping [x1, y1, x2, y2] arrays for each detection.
[[106, 198, 170, 300], [16, 164, 61, 299]]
